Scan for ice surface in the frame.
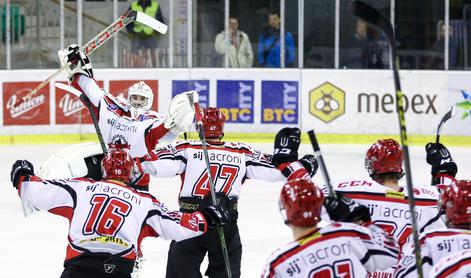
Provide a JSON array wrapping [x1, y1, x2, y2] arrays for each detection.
[[2, 142, 470, 277]]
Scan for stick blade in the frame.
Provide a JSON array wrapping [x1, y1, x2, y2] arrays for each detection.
[[349, 1, 393, 39], [136, 11, 168, 34]]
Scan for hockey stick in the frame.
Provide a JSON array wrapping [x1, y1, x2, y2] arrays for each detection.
[[435, 106, 455, 145], [15, 11, 167, 106], [55, 83, 107, 154], [350, 1, 423, 277], [307, 130, 336, 198], [193, 102, 232, 278]]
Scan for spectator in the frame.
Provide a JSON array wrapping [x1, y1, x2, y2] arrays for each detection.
[[126, 0, 165, 67], [341, 18, 384, 69], [214, 16, 254, 67], [257, 12, 295, 67], [434, 20, 458, 69]]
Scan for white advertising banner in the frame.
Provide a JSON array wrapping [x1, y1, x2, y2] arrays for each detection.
[[0, 68, 469, 136]]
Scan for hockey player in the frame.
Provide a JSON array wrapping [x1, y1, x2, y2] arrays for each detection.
[[57, 44, 196, 190], [133, 108, 318, 278], [394, 180, 471, 278], [262, 178, 399, 277], [10, 144, 228, 278]]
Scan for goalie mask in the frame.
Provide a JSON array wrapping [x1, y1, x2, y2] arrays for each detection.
[[365, 139, 404, 180], [101, 144, 133, 183], [128, 81, 154, 119], [440, 180, 471, 227], [279, 179, 323, 227], [202, 107, 226, 139]]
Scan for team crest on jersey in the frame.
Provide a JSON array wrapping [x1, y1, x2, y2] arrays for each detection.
[[107, 103, 118, 111], [111, 135, 128, 145], [385, 190, 405, 199]]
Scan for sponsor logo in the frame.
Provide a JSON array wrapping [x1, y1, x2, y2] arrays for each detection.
[[385, 190, 405, 199], [217, 80, 254, 123], [309, 82, 345, 123], [59, 94, 86, 116], [457, 90, 471, 119], [107, 104, 118, 111], [172, 80, 209, 108], [6, 92, 46, 118], [104, 264, 116, 274], [261, 81, 298, 124], [357, 92, 437, 114]]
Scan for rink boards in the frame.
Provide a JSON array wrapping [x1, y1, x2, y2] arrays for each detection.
[[0, 68, 470, 145]]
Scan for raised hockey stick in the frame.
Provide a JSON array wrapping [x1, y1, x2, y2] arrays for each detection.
[[15, 11, 167, 106], [193, 102, 232, 278], [307, 130, 336, 198], [55, 83, 107, 154], [435, 106, 456, 145], [350, 1, 423, 277]]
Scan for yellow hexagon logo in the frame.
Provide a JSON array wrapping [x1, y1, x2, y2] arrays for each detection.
[[309, 82, 345, 123]]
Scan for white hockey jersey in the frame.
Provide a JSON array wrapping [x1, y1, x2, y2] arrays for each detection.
[[17, 175, 206, 264], [71, 75, 175, 159], [321, 177, 445, 247], [261, 222, 399, 278], [428, 249, 471, 278], [395, 228, 471, 278], [138, 140, 289, 200]]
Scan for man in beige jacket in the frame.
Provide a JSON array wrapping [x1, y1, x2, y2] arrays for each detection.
[[214, 17, 253, 67]]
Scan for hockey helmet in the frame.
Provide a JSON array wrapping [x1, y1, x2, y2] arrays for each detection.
[[101, 144, 134, 183], [279, 178, 324, 227], [441, 180, 471, 227], [202, 107, 226, 139], [365, 139, 404, 178], [128, 81, 154, 119]]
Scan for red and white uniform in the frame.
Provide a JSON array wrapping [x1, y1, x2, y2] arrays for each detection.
[[261, 222, 399, 278], [137, 140, 301, 200], [72, 75, 175, 185], [321, 177, 445, 247], [428, 250, 471, 278], [17, 175, 207, 264], [395, 228, 471, 278]]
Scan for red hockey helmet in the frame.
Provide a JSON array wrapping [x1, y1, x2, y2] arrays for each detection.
[[365, 139, 404, 177], [441, 180, 471, 227], [202, 107, 226, 139], [101, 144, 134, 183], [279, 179, 324, 227]]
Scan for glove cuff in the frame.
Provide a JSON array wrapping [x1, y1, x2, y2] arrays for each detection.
[[278, 161, 310, 180]]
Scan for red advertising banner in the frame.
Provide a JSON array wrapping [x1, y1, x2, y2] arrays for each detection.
[[55, 80, 103, 124], [3, 82, 50, 125], [109, 80, 158, 111]]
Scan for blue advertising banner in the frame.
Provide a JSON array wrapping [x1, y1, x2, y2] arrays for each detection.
[[172, 80, 209, 108], [217, 80, 254, 123], [261, 81, 298, 124]]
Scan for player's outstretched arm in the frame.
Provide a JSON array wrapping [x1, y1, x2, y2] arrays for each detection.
[[58, 44, 105, 107], [135, 143, 186, 178]]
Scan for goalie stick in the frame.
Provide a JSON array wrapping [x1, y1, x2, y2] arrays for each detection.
[[307, 130, 336, 198], [349, 1, 423, 277], [193, 102, 232, 278], [14, 10, 167, 106]]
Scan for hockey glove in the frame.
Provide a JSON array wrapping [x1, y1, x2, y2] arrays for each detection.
[[10, 160, 35, 189], [201, 205, 230, 231], [299, 154, 319, 177], [324, 193, 371, 224], [57, 44, 94, 82], [426, 142, 457, 184], [272, 127, 301, 168]]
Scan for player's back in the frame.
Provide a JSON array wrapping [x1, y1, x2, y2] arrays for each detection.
[[262, 222, 397, 277], [395, 227, 471, 277], [326, 177, 444, 246], [429, 250, 471, 278]]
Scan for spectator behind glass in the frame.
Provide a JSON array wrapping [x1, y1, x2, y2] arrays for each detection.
[[214, 17, 254, 67], [341, 18, 385, 69], [434, 20, 458, 69], [257, 12, 295, 68], [126, 0, 165, 67]]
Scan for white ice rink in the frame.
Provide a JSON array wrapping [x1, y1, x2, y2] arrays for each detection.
[[2, 142, 471, 278]]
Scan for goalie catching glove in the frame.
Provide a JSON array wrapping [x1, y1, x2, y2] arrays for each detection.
[[164, 90, 198, 135], [58, 44, 94, 83], [11, 160, 35, 189]]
